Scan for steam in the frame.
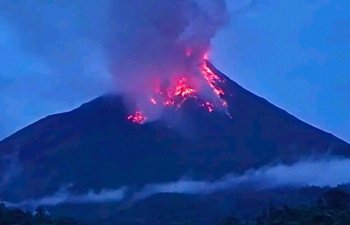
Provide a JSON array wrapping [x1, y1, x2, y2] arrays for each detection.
[[5, 185, 127, 209], [4, 157, 350, 208]]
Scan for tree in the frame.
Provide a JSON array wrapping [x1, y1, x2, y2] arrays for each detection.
[[318, 189, 350, 210]]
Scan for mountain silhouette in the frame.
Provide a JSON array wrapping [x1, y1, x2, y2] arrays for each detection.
[[0, 62, 349, 224]]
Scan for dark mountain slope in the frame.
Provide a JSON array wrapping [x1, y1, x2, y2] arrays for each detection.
[[0, 63, 349, 202]]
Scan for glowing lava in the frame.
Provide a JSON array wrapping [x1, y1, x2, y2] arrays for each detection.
[[127, 56, 230, 124], [174, 77, 195, 97], [201, 101, 215, 113], [155, 76, 197, 108], [199, 61, 225, 97], [127, 111, 147, 124], [199, 61, 228, 108]]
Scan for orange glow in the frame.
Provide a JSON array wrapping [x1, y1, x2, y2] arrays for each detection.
[[127, 57, 231, 124], [174, 77, 195, 97], [127, 111, 147, 124], [199, 60, 228, 108], [200, 61, 225, 96], [152, 76, 196, 108]]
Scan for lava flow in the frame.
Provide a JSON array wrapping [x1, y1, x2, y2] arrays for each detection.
[[199, 61, 228, 108], [200, 61, 225, 96], [174, 77, 195, 97], [127, 57, 229, 124], [156, 76, 197, 109]]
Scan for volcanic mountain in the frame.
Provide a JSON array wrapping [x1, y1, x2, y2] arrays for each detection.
[[0, 62, 349, 224]]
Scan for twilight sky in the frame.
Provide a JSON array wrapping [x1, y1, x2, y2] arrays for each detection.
[[0, 0, 349, 142]]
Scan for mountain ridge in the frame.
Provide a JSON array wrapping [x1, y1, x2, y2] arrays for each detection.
[[0, 62, 349, 224]]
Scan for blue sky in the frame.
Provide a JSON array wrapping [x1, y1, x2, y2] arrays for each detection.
[[213, 0, 350, 141], [0, 0, 349, 142]]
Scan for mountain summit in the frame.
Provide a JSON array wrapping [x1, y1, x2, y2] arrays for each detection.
[[0, 62, 349, 224]]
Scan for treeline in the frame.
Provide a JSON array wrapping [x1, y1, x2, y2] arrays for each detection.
[[1, 188, 350, 225], [0, 204, 88, 225], [220, 188, 350, 225]]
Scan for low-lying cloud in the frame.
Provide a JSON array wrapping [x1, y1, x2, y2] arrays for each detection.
[[4, 157, 350, 208], [5, 185, 127, 209], [131, 157, 350, 201]]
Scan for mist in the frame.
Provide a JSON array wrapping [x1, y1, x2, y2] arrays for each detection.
[[5, 185, 127, 210], [130, 157, 350, 201], [5, 157, 350, 208]]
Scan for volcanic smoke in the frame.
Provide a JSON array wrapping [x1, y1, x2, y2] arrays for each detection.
[[107, 0, 230, 124], [127, 58, 229, 124]]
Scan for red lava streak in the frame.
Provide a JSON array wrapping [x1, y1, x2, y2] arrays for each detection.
[[199, 61, 228, 108], [199, 61, 225, 96], [127, 58, 229, 124]]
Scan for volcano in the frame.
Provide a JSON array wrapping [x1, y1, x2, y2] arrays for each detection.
[[0, 62, 349, 224]]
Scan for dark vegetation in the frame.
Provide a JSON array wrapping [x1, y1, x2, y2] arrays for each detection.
[[0, 204, 87, 225], [220, 188, 350, 225], [1, 188, 350, 225]]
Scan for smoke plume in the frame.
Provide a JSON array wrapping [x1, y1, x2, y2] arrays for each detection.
[[107, 0, 230, 118], [0, 0, 238, 132]]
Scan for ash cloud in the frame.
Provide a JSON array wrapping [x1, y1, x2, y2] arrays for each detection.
[[0, 0, 258, 138], [107, 0, 230, 117]]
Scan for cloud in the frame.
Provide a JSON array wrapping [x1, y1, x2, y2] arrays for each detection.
[[131, 157, 350, 201], [5, 157, 350, 208], [5, 185, 127, 209]]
